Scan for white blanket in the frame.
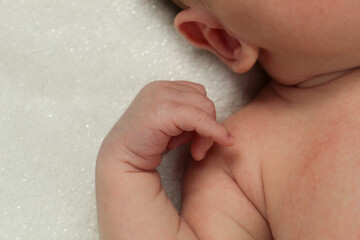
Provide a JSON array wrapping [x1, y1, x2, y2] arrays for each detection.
[[0, 0, 265, 239]]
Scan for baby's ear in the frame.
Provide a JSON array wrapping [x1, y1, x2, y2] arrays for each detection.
[[174, 8, 259, 74]]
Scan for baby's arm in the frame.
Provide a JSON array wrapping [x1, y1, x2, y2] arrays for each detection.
[[95, 81, 234, 240]]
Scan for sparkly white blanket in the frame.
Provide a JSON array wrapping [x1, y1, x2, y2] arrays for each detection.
[[0, 0, 265, 239]]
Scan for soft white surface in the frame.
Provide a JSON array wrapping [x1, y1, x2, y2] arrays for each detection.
[[0, 0, 265, 239]]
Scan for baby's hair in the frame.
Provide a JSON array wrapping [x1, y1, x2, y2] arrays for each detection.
[[171, 0, 188, 9]]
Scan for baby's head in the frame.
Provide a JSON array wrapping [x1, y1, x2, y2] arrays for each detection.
[[173, 0, 360, 85]]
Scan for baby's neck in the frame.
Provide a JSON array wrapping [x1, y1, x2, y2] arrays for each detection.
[[296, 67, 360, 88]]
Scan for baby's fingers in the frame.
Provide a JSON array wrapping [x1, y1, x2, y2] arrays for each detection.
[[167, 104, 234, 147], [191, 135, 214, 161], [167, 132, 196, 150]]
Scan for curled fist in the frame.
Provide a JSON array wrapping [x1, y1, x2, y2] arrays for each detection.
[[102, 80, 234, 170]]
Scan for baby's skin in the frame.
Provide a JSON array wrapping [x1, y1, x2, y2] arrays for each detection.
[[96, 0, 360, 239], [182, 70, 360, 239]]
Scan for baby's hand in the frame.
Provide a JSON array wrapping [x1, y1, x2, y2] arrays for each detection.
[[96, 81, 234, 239], [102, 80, 234, 170]]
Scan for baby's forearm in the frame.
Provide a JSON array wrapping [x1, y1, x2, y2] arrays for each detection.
[[95, 141, 197, 240]]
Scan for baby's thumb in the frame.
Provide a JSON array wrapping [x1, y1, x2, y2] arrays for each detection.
[[190, 135, 214, 161]]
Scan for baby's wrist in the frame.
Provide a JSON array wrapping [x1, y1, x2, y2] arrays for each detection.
[[97, 137, 160, 171]]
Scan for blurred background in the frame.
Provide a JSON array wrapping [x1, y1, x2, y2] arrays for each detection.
[[0, 0, 265, 239]]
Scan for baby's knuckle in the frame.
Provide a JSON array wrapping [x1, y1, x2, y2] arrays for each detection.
[[196, 109, 209, 123], [145, 80, 168, 90], [202, 98, 216, 114], [152, 102, 172, 126], [147, 80, 161, 87], [144, 81, 158, 92], [213, 122, 222, 134], [195, 83, 207, 94], [155, 101, 173, 117], [142, 81, 170, 99]]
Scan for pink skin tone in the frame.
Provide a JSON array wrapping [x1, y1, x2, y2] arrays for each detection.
[[96, 0, 360, 239]]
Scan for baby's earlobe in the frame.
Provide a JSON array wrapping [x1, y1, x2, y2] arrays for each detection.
[[231, 42, 260, 74]]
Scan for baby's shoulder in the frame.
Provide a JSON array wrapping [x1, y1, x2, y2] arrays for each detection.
[[215, 106, 269, 216], [220, 95, 277, 165]]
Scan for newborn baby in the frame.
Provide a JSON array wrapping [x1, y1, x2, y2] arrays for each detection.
[[96, 0, 360, 239]]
